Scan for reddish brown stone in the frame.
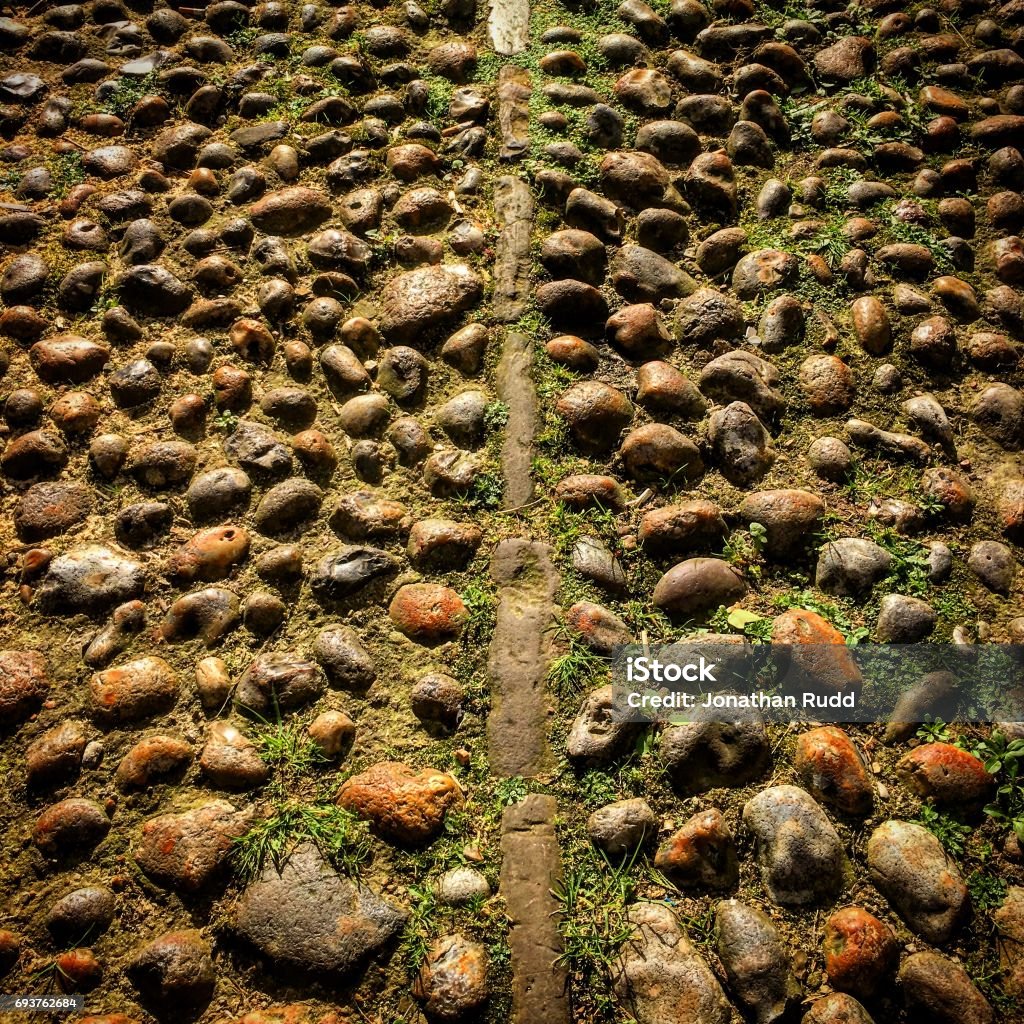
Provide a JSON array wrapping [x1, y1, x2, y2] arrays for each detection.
[[293, 429, 338, 474], [554, 474, 625, 509], [920, 467, 974, 520], [771, 609, 862, 689], [167, 525, 250, 583], [0, 929, 20, 975], [389, 583, 467, 644], [115, 736, 193, 790], [565, 601, 631, 654], [823, 906, 898, 998], [248, 187, 331, 235], [26, 720, 88, 786], [0, 650, 48, 725], [337, 761, 463, 843], [55, 948, 102, 991], [546, 334, 599, 371], [635, 360, 707, 418], [606, 302, 672, 359], [406, 519, 482, 570], [224, 1009, 310, 1024], [738, 488, 825, 556], [29, 335, 110, 384], [230, 318, 276, 363], [638, 500, 727, 554], [654, 808, 738, 888], [90, 657, 179, 722], [386, 144, 440, 180], [897, 742, 994, 810], [135, 801, 254, 892], [212, 364, 252, 410], [996, 472, 1024, 540], [795, 726, 874, 815], [33, 798, 110, 857], [49, 392, 101, 434]]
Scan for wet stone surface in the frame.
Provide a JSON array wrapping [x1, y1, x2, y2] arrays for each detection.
[[0, 0, 1023, 1021]]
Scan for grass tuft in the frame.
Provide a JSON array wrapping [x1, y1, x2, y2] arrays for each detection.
[[232, 803, 372, 881]]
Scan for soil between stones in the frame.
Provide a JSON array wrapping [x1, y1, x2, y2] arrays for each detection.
[[1, 1, 1024, 1023]]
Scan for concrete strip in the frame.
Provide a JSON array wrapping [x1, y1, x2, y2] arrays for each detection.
[[487, 538, 557, 777], [488, 0, 530, 55], [498, 65, 531, 161], [500, 794, 570, 1024], [492, 174, 534, 324], [495, 331, 537, 508]]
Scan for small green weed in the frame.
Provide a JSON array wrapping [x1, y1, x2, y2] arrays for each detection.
[[257, 719, 327, 780], [461, 583, 497, 643], [548, 628, 609, 697], [968, 869, 1008, 912], [464, 471, 504, 510], [554, 843, 642, 1017], [916, 719, 953, 744], [916, 803, 971, 858], [484, 400, 510, 432], [99, 72, 159, 118], [577, 770, 620, 808], [974, 732, 1024, 843], [493, 775, 531, 815], [398, 883, 438, 970], [213, 409, 240, 433]]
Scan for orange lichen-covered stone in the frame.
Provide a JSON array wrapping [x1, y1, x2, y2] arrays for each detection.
[[389, 584, 467, 644], [823, 906, 898, 998], [795, 726, 874, 815], [338, 761, 463, 843]]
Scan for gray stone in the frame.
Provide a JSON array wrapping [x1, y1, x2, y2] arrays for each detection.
[[699, 350, 785, 420], [253, 478, 324, 536], [234, 844, 406, 976], [586, 798, 658, 856], [715, 899, 801, 1024], [732, 249, 799, 299], [235, 653, 324, 714], [867, 820, 967, 942], [898, 951, 993, 1024], [808, 437, 853, 480], [566, 685, 641, 765], [37, 545, 144, 615], [46, 886, 115, 944], [224, 421, 293, 480], [708, 402, 774, 485], [312, 626, 376, 691], [311, 546, 399, 601], [661, 708, 769, 792], [380, 264, 484, 343], [610, 244, 697, 304], [875, 594, 936, 642], [437, 866, 490, 905], [674, 287, 745, 346], [127, 930, 215, 1012], [815, 538, 892, 597], [612, 903, 731, 1024], [653, 557, 746, 617], [968, 540, 1015, 593], [572, 536, 627, 593], [742, 785, 848, 905]]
